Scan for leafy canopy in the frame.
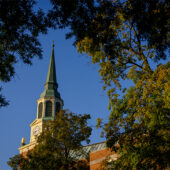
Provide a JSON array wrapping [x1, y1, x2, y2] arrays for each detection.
[[48, 0, 169, 169], [0, 0, 49, 107], [1, 0, 169, 108], [104, 63, 170, 169], [8, 110, 92, 170]]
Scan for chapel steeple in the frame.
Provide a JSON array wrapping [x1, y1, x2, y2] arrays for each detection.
[[40, 43, 61, 99], [19, 43, 64, 149], [35, 43, 63, 122]]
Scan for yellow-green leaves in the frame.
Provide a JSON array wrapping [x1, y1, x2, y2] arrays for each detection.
[[104, 62, 170, 169], [8, 110, 92, 170]]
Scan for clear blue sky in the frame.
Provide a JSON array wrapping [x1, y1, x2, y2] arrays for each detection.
[[0, 2, 111, 168]]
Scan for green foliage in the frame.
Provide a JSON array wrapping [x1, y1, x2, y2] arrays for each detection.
[[0, 0, 49, 108], [1, 0, 169, 109], [59, 1, 169, 167], [104, 63, 170, 169], [7, 155, 20, 170], [123, 0, 169, 60], [47, 1, 169, 169], [8, 110, 92, 170], [0, 0, 49, 81]]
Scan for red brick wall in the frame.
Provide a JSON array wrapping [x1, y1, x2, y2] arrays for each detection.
[[21, 146, 115, 170], [90, 148, 115, 170]]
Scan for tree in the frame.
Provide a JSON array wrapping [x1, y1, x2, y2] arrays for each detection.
[[0, 0, 50, 108], [8, 110, 92, 170], [1, 0, 169, 109], [48, 0, 169, 59], [48, 0, 170, 168], [103, 63, 170, 169]]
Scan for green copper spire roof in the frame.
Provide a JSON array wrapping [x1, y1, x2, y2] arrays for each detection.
[[46, 43, 56, 84], [40, 44, 61, 98]]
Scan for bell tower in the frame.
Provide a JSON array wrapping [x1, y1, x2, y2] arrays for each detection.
[[19, 44, 63, 153]]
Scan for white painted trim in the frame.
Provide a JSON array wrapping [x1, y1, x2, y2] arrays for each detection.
[[90, 154, 118, 165]]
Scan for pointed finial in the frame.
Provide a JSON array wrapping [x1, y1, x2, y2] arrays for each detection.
[[52, 40, 54, 47], [21, 137, 26, 146]]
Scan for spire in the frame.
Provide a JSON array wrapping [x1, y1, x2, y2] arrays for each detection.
[[46, 43, 56, 84], [40, 43, 61, 99]]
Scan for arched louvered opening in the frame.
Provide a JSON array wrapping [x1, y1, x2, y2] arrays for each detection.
[[55, 102, 61, 115], [45, 101, 52, 117], [38, 102, 43, 118]]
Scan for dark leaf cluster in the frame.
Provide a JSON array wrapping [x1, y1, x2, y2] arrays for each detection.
[[0, 0, 51, 108]]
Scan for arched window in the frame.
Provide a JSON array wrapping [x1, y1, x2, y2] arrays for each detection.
[[55, 102, 61, 115], [38, 102, 43, 118], [45, 101, 52, 117]]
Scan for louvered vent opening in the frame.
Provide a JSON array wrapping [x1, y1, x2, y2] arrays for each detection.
[[45, 101, 52, 117], [38, 102, 43, 118], [55, 102, 61, 115]]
